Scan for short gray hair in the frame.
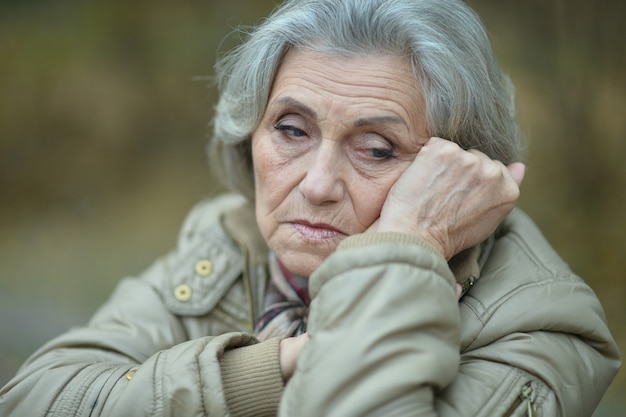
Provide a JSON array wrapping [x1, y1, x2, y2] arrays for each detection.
[[209, 0, 524, 199]]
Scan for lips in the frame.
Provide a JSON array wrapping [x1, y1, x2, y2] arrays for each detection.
[[290, 220, 348, 241]]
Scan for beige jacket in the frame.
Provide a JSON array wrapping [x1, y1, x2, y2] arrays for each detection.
[[0, 194, 620, 417]]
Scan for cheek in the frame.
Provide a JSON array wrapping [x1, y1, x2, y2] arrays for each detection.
[[252, 135, 276, 193], [251, 134, 298, 209], [349, 163, 409, 230], [349, 180, 394, 230]]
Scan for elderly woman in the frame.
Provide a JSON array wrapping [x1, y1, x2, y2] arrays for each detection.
[[0, 0, 620, 416]]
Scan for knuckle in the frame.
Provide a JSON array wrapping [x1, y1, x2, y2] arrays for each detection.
[[482, 161, 502, 179], [438, 140, 461, 155], [509, 183, 521, 200], [503, 180, 521, 202], [457, 150, 477, 168]]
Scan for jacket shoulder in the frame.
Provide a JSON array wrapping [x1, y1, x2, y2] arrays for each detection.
[[461, 208, 608, 338], [176, 193, 248, 249], [459, 207, 619, 360], [142, 193, 249, 316], [454, 208, 620, 416], [463, 208, 580, 322]]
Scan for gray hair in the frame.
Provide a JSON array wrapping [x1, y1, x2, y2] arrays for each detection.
[[209, 0, 524, 199]]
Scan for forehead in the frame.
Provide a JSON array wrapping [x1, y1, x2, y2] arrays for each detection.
[[268, 48, 424, 124]]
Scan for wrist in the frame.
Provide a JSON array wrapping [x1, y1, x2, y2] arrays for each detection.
[[279, 334, 309, 382]]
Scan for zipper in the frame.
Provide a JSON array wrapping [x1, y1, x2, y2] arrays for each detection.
[[240, 245, 256, 331], [502, 381, 536, 417], [460, 276, 476, 297], [221, 216, 256, 332]]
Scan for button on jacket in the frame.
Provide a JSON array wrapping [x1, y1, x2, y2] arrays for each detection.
[[0, 193, 620, 417]]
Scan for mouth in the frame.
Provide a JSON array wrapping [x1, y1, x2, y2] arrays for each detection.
[[290, 220, 348, 241]]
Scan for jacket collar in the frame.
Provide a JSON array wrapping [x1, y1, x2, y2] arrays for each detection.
[[222, 200, 268, 267], [221, 199, 492, 297], [448, 236, 494, 295], [221, 200, 269, 320]]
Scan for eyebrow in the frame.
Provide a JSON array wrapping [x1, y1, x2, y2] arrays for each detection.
[[273, 97, 318, 120], [353, 115, 407, 129], [272, 96, 408, 129]]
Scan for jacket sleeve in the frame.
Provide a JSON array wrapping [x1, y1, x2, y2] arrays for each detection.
[[280, 232, 461, 417], [0, 195, 285, 417], [434, 218, 622, 417], [279, 231, 621, 417]]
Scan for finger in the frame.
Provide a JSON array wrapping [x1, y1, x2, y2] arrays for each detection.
[[467, 148, 490, 158], [422, 136, 453, 150], [455, 284, 463, 301], [507, 162, 526, 187], [466, 148, 525, 188], [365, 217, 380, 234]]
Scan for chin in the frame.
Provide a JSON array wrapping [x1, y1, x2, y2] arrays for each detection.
[[280, 251, 326, 277]]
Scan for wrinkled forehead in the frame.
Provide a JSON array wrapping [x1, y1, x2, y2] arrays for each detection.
[[265, 48, 426, 134]]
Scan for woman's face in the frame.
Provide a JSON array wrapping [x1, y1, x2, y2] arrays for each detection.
[[252, 49, 428, 276]]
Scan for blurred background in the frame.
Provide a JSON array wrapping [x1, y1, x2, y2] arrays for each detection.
[[0, 0, 624, 414]]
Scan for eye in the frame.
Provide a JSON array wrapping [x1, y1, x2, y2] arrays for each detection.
[[274, 123, 308, 139], [357, 134, 398, 161], [368, 148, 396, 160]]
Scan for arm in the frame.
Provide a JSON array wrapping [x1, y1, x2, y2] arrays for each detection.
[[0, 277, 283, 417], [278, 138, 524, 415], [0, 197, 285, 417], [280, 235, 460, 417], [280, 226, 620, 417], [279, 136, 618, 415], [435, 212, 621, 417]]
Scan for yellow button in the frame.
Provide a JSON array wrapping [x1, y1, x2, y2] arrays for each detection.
[[195, 260, 213, 276], [174, 284, 192, 302], [126, 370, 136, 380]]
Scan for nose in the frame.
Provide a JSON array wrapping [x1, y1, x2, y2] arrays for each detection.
[[298, 141, 345, 205]]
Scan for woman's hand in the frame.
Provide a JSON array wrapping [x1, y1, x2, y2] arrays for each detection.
[[279, 333, 309, 382], [377, 137, 525, 260]]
